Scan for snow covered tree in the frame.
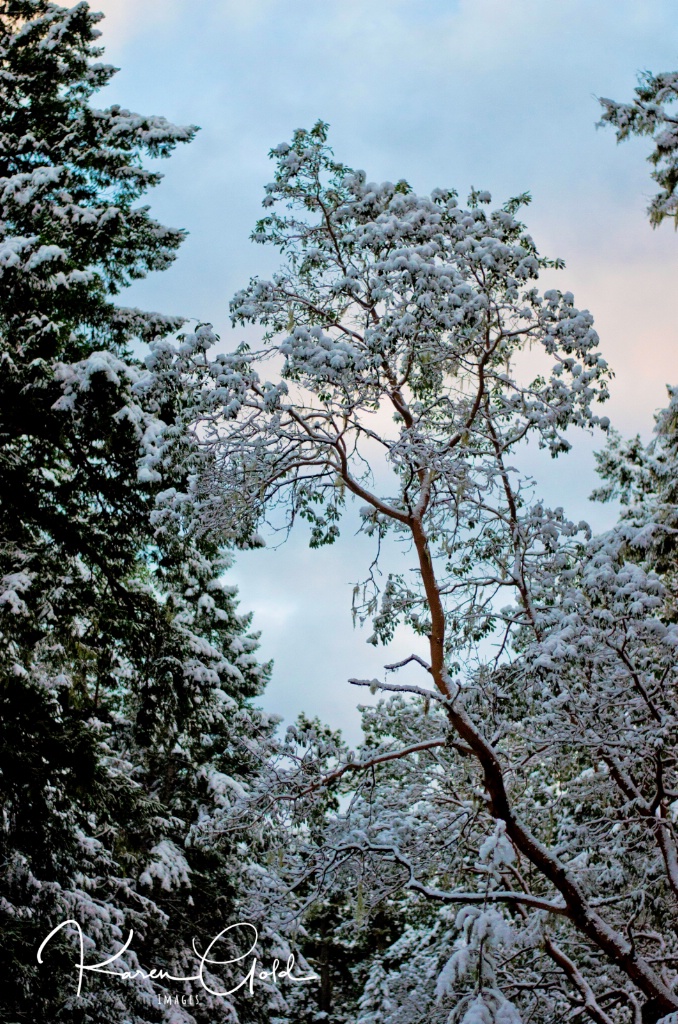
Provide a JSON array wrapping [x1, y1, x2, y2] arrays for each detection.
[[600, 69, 678, 226], [167, 123, 678, 1022], [0, 5, 290, 1022]]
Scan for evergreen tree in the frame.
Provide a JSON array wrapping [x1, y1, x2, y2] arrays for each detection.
[[600, 70, 678, 227], [0, 4, 287, 1021]]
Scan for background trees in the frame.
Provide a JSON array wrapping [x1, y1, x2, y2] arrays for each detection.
[[169, 123, 678, 1023]]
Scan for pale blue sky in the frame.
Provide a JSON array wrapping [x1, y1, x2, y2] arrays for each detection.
[[95, 0, 678, 740]]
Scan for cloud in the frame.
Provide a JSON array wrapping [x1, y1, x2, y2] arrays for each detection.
[[91, 0, 183, 47], [92, 0, 282, 47]]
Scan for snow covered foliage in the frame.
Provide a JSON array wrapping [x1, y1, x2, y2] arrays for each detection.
[[0, 5, 285, 1022], [600, 70, 678, 226], [165, 123, 678, 1022], [593, 385, 678, 575]]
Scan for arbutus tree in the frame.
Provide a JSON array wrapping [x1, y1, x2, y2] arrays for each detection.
[[163, 122, 678, 1023]]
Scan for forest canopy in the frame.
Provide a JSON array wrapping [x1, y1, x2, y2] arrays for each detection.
[[1, 3, 678, 1024]]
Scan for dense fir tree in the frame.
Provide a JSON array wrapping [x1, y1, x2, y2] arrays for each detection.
[[0, 4, 294, 1022], [600, 70, 678, 227]]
